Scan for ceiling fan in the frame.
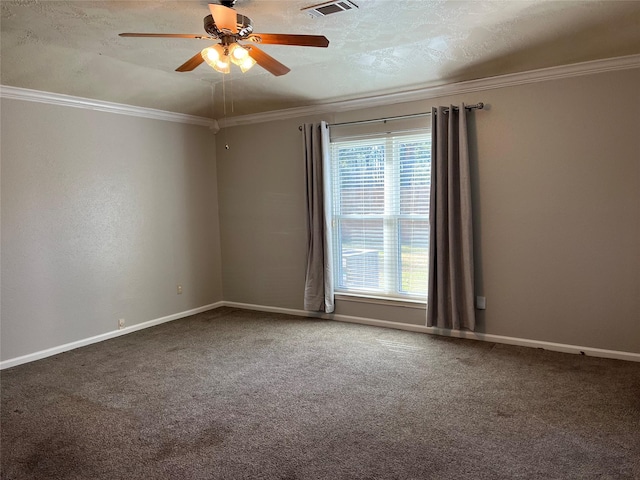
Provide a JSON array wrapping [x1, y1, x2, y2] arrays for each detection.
[[119, 0, 329, 76]]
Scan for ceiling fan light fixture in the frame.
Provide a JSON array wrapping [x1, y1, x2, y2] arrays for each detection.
[[201, 44, 223, 66], [201, 44, 231, 73], [202, 43, 252, 74], [213, 57, 231, 74], [239, 56, 257, 73], [229, 43, 250, 65]]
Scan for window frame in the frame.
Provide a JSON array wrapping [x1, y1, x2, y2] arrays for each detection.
[[328, 130, 431, 303]]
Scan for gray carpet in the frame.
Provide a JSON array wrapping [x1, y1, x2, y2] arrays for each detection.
[[2, 307, 639, 479]]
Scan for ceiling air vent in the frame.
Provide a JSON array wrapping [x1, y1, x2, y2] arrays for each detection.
[[302, 0, 359, 18]]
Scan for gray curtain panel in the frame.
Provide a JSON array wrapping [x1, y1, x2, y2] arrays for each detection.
[[303, 121, 334, 313], [427, 105, 476, 330]]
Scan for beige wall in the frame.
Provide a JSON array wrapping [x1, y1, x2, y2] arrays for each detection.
[[2, 67, 637, 362], [217, 68, 640, 353], [1, 99, 223, 361]]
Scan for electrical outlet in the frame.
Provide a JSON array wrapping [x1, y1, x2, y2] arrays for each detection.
[[476, 296, 486, 310], [118, 318, 125, 330], [177, 284, 183, 295]]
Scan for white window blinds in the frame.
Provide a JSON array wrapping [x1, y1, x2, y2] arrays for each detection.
[[329, 123, 431, 301]]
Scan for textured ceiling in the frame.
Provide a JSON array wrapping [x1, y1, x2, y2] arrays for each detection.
[[2, 0, 639, 119]]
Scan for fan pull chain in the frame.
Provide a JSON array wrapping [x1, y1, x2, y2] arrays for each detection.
[[210, 83, 215, 119], [222, 72, 227, 117], [230, 69, 235, 114], [222, 73, 229, 150]]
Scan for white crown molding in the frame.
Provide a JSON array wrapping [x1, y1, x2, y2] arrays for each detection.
[[2, 54, 638, 131], [217, 54, 640, 129], [0, 85, 219, 131]]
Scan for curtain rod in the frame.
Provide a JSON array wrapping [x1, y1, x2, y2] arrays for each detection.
[[298, 102, 484, 131], [329, 102, 484, 128]]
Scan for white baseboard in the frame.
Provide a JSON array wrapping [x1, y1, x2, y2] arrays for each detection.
[[223, 301, 640, 363], [0, 302, 224, 370], [3, 300, 638, 369]]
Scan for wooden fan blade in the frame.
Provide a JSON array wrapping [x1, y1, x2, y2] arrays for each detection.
[[248, 33, 329, 48], [209, 4, 237, 33], [176, 51, 205, 72], [119, 33, 208, 39], [247, 46, 290, 76]]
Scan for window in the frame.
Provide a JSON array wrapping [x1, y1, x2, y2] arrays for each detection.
[[329, 130, 431, 301]]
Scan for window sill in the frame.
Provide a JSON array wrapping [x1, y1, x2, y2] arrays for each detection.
[[335, 292, 426, 310]]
